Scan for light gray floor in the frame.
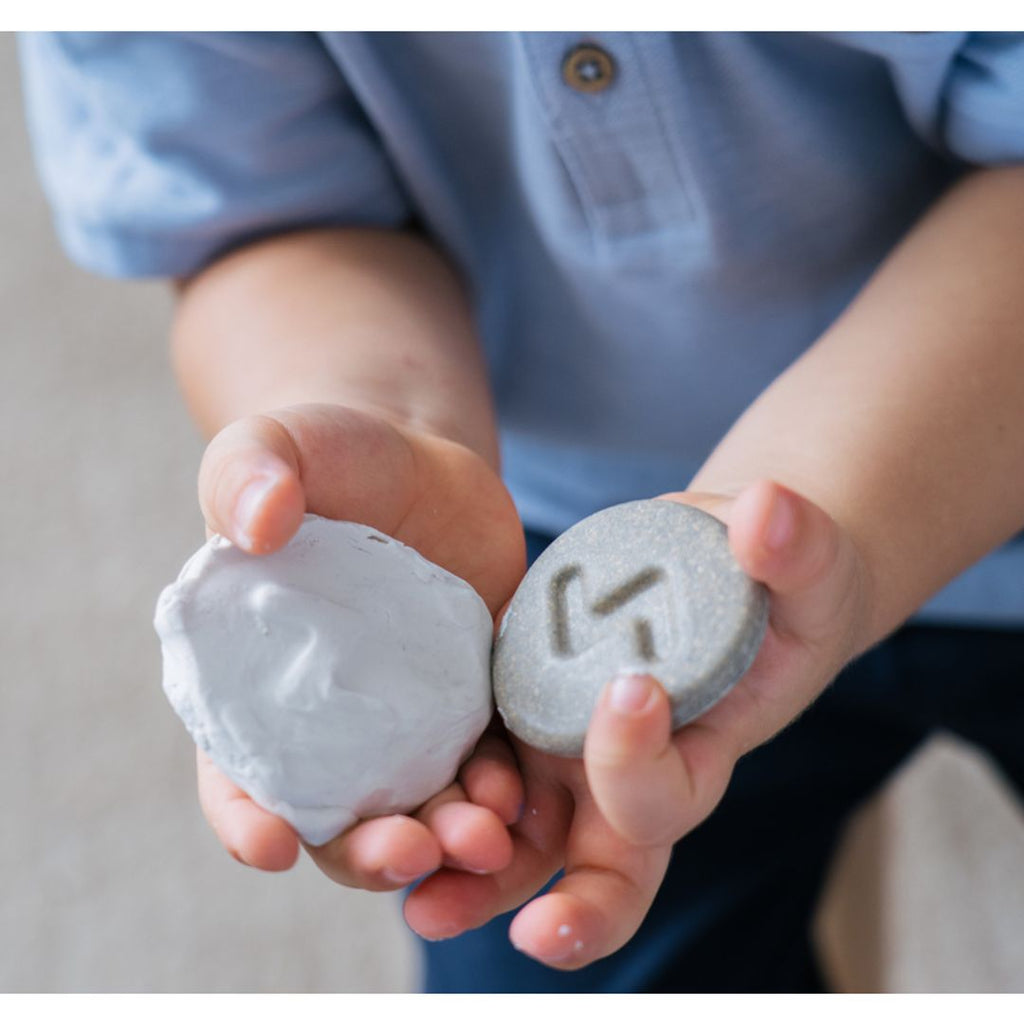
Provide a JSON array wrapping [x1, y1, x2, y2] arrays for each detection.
[[816, 734, 1024, 991], [3, 31, 1023, 993], [0, 33, 415, 993]]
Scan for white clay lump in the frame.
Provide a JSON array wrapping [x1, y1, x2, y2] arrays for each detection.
[[154, 514, 494, 846]]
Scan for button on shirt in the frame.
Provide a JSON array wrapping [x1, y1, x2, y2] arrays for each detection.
[[18, 31, 1024, 624], [562, 43, 616, 92]]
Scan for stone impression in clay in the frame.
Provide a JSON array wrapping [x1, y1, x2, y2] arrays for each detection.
[[154, 515, 494, 846]]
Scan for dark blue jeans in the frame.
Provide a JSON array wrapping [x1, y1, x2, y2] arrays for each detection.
[[421, 531, 1024, 992]]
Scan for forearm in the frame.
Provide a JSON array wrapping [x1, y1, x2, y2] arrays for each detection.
[[172, 226, 499, 465], [691, 166, 1024, 651]]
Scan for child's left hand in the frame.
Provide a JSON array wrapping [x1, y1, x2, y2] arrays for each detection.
[[401, 479, 872, 968]]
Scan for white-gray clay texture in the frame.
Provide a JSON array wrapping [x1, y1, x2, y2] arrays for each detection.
[[492, 500, 769, 757], [154, 515, 494, 846]]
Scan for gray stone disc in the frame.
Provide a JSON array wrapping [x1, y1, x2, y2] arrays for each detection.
[[493, 499, 769, 756]]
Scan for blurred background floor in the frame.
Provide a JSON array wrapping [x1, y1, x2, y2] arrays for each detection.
[[0, 31, 415, 993], [1, 30, 1021, 992]]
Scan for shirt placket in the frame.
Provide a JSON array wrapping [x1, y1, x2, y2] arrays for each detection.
[[517, 31, 694, 246]]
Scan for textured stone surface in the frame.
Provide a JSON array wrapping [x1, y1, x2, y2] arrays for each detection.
[[493, 499, 768, 756], [154, 515, 494, 845]]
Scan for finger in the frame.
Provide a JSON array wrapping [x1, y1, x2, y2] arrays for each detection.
[[306, 813, 443, 891], [458, 730, 525, 826], [196, 750, 300, 871], [198, 404, 424, 556], [651, 481, 860, 638], [415, 784, 514, 875], [400, 833, 560, 942], [198, 415, 306, 554], [726, 478, 864, 649], [200, 405, 524, 614], [402, 765, 574, 940], [507, 795, 672, 969], [583, 673, 701, 847], [662, 479, 865, 751]]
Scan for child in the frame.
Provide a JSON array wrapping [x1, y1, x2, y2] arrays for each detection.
[[20, 31, 1024, 991]]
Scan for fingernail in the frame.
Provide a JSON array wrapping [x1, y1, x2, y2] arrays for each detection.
[[608, 673, 656, 715], [446, 859, 493, 876], [382, 867, 423, 885], [233, 474, 279, 551], [764, 487, 795, 552]]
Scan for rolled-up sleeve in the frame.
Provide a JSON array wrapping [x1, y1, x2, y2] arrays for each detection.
[[872, 31, 1024, 166], [941, 33, 1024, 164], [18, 32, 412, 277]]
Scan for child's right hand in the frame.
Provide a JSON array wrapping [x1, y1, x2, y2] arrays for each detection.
[[191, 401, 528, 889]]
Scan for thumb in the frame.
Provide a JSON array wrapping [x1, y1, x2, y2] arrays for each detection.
[[198, 404, 421, 556], [584, 673, 730, 847], [196, 404, 526, 614], [198, 413, 306, 554]]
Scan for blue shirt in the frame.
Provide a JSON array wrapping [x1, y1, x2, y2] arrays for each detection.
[[18, 31, 1024, 624]]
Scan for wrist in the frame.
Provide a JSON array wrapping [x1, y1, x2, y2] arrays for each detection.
[[171, 226, 501, 467]]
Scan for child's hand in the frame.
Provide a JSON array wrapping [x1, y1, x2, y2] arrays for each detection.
[[402, 480, 872, 968], [191, 401, 528, 888]]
